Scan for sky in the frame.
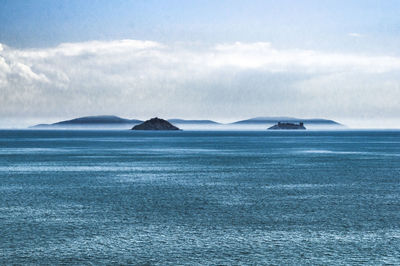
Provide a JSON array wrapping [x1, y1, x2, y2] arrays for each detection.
[[1, 0, 400, 128]]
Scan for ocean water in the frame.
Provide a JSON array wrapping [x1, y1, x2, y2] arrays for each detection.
[[1, 130, 400, 265]]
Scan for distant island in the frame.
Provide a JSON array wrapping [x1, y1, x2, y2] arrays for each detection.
[[31, 116, 220, 129], [132, 117, 180, 131], [231, 117, 342, 126], [230, 116, 344, 130], [268, 122, 306, 130], [31, 115, 143, 128], [30, 115, 344, 130], [167, 119, 219, 124]]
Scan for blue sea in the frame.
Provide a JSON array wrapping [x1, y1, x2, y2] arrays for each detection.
[[1, 130, 400, 264]]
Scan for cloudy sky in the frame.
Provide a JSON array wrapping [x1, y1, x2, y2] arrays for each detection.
[[1, 0, 400, 127]]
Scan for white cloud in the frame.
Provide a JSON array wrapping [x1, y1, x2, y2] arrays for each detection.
[[348, 33, 363, 38], [1, 39, 400, 126], [210, 42, 400, 73]]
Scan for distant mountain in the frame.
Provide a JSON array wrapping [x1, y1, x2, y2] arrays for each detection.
[[54, 115, 142, 125], [30, 115, 345, 130], [168, 119, 220, 124], [31, 115, 142, 128], [231, 117, 343, 126]]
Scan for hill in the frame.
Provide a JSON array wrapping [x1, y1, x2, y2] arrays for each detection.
[[168, 119, 220, 124], [31, 115, 142, 128], [231, 117, 343, 126]]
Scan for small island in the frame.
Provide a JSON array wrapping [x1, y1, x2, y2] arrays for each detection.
[[131, 117, 180, 130], [268, 122, 306, 130]]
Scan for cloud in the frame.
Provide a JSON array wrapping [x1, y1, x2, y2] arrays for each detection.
[[210, 42, 400, 73], [1, 39, 400, 126], [348, 33, 363, 38]]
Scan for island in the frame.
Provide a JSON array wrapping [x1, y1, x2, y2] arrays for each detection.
[[168, 119, 220, 125], [268, 122, 306, 130], [29, 115, 343, 130], [131, 117, 180, 130], [30, 116, 221, 129], [232, 117, 342, 127], [30, 115, 142, 129]]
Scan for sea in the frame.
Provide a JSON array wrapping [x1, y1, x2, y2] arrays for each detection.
[[1, 129, 400, 265]]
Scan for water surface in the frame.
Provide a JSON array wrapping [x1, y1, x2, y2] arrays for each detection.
[[1, 130, 400, 264]]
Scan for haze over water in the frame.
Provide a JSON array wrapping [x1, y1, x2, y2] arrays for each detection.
[[1, 129, 400, 264]]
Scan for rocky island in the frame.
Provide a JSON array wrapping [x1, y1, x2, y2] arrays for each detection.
[[131, 117, 180, 130], [268, 122, 306, 130]]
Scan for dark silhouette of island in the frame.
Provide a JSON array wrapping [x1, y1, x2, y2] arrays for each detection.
[[268, 122, 306, 130], [232, 117, 342, 126], [132, 117, 180, 130]]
